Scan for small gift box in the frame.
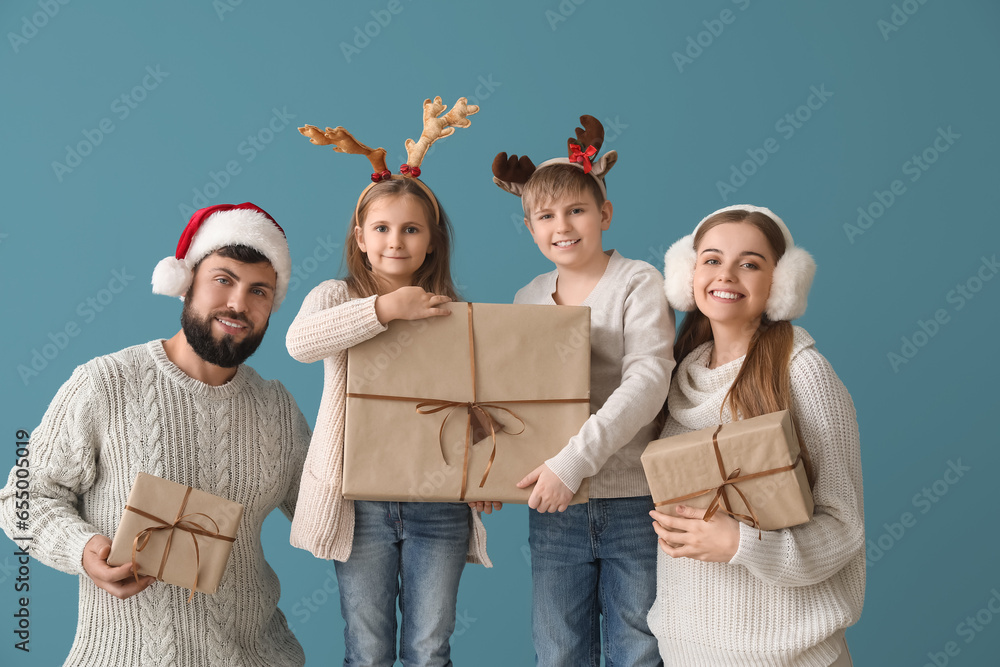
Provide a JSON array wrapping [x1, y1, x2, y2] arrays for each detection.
[[344, 302, 591, 504], [108, 473, 243, 600], [641, 410, 813, 533]]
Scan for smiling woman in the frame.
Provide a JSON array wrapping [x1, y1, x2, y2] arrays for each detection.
[[652, 205, 863, 666], [690, 216, 781, 366]]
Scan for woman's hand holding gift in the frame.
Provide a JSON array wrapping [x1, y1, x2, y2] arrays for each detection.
[[650, 506, 741, 563]]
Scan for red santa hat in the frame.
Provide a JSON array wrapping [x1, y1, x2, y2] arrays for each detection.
[[151, 203, 291, 310]]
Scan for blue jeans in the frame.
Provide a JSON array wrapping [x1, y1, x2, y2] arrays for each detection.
[[529, 496, 662, 667], [335, 501, 470, 667]]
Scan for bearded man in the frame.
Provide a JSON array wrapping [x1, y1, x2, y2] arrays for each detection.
[[0, 203, 310, 666]]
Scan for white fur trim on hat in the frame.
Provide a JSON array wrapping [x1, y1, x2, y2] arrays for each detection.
[[662, 205, 816, 321], [151, 256, 194, 297], [151, 206, 291, 311]]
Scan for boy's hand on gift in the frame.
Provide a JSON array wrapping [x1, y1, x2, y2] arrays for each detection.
[[649, 506, 740, 562], [82, 534, 156, 600], [468, 501, 504, 514], [375, 286, 452, 324], [519, 464, 573, 513]]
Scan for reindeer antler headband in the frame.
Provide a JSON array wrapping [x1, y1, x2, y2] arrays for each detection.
[[300, 96, 479, 224], [491, 115, 618, 200]]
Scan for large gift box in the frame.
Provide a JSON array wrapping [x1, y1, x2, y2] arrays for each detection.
[[344, 302, 591, 503], [641, 410, 813, 532], [108, 473, 243, 599]]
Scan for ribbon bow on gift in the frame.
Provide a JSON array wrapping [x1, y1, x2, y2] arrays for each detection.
[[568, 143, 597, 174], [126, 486, 235, 602], [655, 424, 804, 540], [414, 398, 526, 497]]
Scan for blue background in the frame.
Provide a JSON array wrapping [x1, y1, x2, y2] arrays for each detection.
[[2, 1, 998, 664]]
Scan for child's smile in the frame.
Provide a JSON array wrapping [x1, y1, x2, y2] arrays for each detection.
[[525, 193, 612, 274], [354, 194, 433, 291]]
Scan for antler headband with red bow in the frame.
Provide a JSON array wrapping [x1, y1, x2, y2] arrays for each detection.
[[491, 115, 618, 199], [300, 96, 480, 223]]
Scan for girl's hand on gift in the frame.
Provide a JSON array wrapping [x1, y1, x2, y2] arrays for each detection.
[[82, 534, 156, 600], [649, 506, 740, 563], [468, 501, 503, 514], [518, 464, 573, 513], [375, 286, 452, 324]]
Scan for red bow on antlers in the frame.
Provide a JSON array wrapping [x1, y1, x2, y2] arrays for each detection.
[[568, 143, 598, 174]]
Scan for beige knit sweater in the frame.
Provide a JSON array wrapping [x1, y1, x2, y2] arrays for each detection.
[[647, 327, 865, 666], [286, 279, 491, 566], [0, 341, 309, 666]]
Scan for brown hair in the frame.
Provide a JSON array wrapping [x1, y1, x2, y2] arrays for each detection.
[[521, 163, 606, 222], [673, 209, 794, 422], [342, 178, 459, 300]]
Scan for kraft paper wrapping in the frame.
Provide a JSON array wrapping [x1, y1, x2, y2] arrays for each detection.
[[641, 410, 813, 531], [344, 302, 591, 503], [108, 473, 243, 597]]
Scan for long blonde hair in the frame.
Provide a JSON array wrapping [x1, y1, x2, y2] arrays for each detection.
[[672, 209, 794, 422], [342, 178, 459, 300]]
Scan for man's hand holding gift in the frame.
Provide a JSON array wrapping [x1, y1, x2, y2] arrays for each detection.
[[83, 534, 156, 600]]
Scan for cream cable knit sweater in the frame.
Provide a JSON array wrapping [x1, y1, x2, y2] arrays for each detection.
[[0, 341, 310, 667], [647, 327, 865, 666], [286, 279, 491, 566]]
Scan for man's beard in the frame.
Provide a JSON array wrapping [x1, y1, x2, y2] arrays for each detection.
[[181, 301, 268, 368]]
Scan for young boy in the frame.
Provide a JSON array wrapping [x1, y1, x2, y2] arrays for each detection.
[[490, 117, 675, 666]]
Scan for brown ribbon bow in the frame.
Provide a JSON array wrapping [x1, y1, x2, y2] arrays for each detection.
[[347, 303, 588, 500], [126, 486, 236, 602], [654, 424, 803, 540]]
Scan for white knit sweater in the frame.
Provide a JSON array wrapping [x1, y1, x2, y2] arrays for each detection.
[[0, 341, 310, 667], [286, 279, 491, 566], [647, 327, 865, 666]]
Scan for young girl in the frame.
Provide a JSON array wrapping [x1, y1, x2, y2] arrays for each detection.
[[287, 161, 491, 663], [650, 205, 864, 666]]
